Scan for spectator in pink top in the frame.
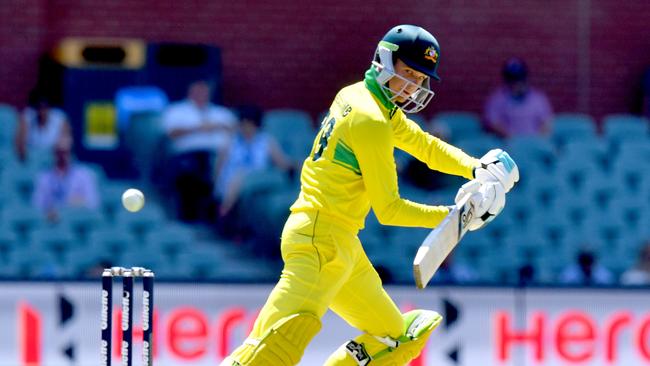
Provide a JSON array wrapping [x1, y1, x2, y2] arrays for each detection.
[[32, 136, 99, 223], [483, 57, 553, 138]]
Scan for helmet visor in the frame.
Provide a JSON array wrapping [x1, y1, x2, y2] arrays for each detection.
[[373, 60, 435, 113]]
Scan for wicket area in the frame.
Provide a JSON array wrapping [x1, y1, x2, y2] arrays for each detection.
[[102, 267, 154, 366]]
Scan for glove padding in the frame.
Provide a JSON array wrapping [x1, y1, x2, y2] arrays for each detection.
[[455, 179, 506, 231], [474, 149, 519, 193]]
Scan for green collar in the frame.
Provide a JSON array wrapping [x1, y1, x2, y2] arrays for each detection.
[[364, 68, 397, 112]]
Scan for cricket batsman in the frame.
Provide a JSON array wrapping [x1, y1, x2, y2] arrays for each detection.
[[221, 24, 519, 365]]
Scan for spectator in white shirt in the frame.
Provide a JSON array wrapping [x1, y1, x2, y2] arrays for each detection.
[[32, 136, 99, 223], [214, 105, 294, 219], [621, 241, 650, 286], [15, 93, 71, 163], [162, 80, 237, 222], [163, 80, 236, 153], [560, 249, 614, 286]]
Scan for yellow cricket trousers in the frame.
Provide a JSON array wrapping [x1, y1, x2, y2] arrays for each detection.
[[247, 210, 404, 343]]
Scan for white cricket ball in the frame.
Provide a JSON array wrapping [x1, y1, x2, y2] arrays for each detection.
[[121, 188, 145, 212]]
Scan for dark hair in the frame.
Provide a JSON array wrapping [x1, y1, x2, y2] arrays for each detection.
[[28, 89, 50, 108], [502, 57, 528, 84], [237, 105, 263, 128], [578, 251, 595, 267]]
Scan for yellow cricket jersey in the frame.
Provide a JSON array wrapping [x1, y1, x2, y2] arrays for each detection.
[[290, 69, 479, 231]]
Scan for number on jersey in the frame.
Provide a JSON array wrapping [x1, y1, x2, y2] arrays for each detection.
[[313, 114, 335, 161]]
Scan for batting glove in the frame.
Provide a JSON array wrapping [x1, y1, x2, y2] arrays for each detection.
[[474, 149, 520, 193], [455, 179, 506, 231]]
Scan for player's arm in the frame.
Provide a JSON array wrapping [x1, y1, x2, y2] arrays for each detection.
[[395, 117, 520, 192], [350, 116, 449, 228], [393, 117, 478, 180]]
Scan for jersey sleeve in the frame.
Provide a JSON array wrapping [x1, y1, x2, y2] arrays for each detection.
[[349, 114, 450, 228], [393, 116, 478, 179]]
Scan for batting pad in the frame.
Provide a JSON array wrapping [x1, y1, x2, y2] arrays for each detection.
[[230, 312, 321, 366], [324, 309, 442, 366]]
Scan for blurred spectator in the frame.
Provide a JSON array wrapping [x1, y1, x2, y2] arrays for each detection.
[[518, 264, 536, 286], [621, 241, 650, 285], [32, 136, 99, 223], [560, 249, 614, 285], [642, 68, 650, 120], [162, 80, 237, 222], [214, 105, 295, 218], [483, 57, 554, 138], [15, 92, 71, 163], [430, 253, 478, 284], [84, 259, 113, 278]]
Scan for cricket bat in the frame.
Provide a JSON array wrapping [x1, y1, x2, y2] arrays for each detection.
[[413, 193, 475, 289]]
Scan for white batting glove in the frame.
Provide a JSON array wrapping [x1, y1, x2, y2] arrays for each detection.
[[455, 179, 481, 205], [455, 180, 506, 231], [474, 149, 520, 193]]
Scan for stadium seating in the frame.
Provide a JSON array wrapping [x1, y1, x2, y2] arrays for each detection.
[[4, 204, 43, 243], [616, 148, 650, 214], [0, 149, 18, 176], [87, 227, 136, 263], [99, 180, 137, 222], [59, 206, 106, 243], [236, 168, 293, 239], [583, 177, 619, 211], [30, 226, 78, 272], [602, 114, 650, 145], [507, 136, 557, 190], [610, 197, 647, 237], [562, 137, 609, 169], [453, 232, 490, 264], [174, 242, 229, 280], [11, 246, 61, 278], [431, 111, 483, 142], [551, 113, 597, 147], [145, 223, 194, 263], [507, 135, 557, 168], [63, 246, 105, 278], [262, 109, 315, 161], [0, 102, 648, 285], [0, 226, 17, 273], [9, 163, 39, 204], [555, 156, 604, 197], [501, 193, 536, 229], [119, 245, 165, 271], [407, 113, 428, 128], [0, 104, 19, 152], [115, 203, 166, 241], [251, 187, 298, 251], [616, 139, 650, 162]]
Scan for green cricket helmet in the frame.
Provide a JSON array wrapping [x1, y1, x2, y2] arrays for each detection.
[[372, 25, 441, 113]]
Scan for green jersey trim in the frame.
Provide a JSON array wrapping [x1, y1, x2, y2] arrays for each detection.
[[333, 140, 361, 175], [364, 68, 396, 111]]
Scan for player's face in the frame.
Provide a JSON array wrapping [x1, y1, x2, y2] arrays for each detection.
[[389, 59, 428, 103]]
